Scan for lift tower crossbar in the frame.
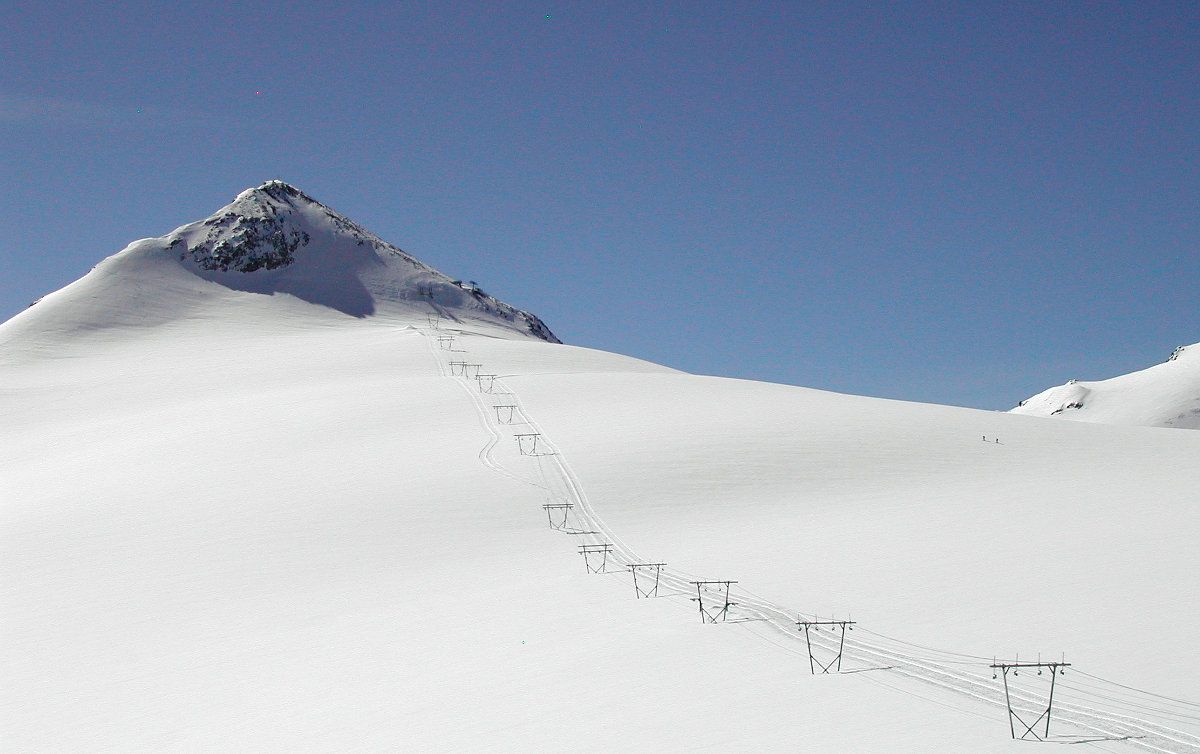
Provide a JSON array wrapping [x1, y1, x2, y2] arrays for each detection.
[[796, 619, 856, 674], [628, 563, 667, 598], [514, 433, 553, 456], [578, 544, 614, 573], [493, 405, 520, 424], [989, 658, 1071, 741], [541, 503, 573, 530], [476, 374, 498, 393], [690, 581, 737, 623]]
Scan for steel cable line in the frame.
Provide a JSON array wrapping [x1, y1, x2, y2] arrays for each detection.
[[416, 324, 1200, 753]]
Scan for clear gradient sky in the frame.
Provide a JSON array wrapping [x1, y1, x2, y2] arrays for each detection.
[[2, 1, 1197, 409]]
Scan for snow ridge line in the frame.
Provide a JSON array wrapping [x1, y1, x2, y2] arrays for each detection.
[[415, 326, 1200, 752]]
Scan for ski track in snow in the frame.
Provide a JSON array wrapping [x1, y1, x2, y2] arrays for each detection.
[[417, 323, 1200, 753]]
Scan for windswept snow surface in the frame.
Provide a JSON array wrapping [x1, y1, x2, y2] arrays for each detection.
[[1012, 343, 1200, 429], [4, 188, 1200, 751]]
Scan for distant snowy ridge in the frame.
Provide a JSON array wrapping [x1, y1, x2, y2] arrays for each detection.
[[1, 180, 558, 351], [1011, 343, 1200, 429]]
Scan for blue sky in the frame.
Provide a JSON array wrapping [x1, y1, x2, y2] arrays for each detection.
[[2, 1, 1197, 408]]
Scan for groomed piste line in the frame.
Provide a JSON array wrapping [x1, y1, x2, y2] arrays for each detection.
[[414, 321, 1200, 753]]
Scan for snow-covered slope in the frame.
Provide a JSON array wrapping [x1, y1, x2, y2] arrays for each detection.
[[3, 187, 1199, 752], [1011, 344, 1200, 429]]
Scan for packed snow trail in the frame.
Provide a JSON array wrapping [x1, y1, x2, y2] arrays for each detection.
[[415, 323, 1200, 753]]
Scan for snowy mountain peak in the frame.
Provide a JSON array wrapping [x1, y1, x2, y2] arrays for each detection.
[[234, 178, 305, 202], [168, 179, 406, 274], [1, 183, 560, 349]]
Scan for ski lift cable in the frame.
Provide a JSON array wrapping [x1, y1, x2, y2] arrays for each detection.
[[1055, 684, 1200, 726], [417, 328, 1200, 750], [1071, 670, 1200, 710]]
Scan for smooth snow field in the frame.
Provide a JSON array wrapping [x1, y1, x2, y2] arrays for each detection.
[[4, 306, 1199, 752], [3, 184, 1198, 751]]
